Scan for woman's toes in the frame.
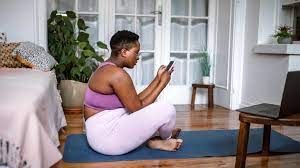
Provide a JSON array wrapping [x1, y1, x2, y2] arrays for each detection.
[[176, 139, 183, 149], [172, 128, 182, 139]]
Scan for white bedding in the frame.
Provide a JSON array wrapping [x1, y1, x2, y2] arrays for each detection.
[[0, 68, 67, 168]]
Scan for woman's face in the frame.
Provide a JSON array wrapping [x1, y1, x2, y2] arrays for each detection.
[[124, 41, 140, 68]]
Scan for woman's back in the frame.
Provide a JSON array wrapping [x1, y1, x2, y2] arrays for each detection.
[[84, 62, 124, 110]]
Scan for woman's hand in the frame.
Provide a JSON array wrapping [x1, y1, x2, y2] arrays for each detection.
[[160, 70, 172, 86], [156, 65, 166, 81]]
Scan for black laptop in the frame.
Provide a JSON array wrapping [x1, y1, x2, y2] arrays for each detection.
[[236, 71, 300, 119]]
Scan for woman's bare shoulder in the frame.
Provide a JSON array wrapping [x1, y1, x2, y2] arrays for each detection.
[[93, 65, 131, 82]]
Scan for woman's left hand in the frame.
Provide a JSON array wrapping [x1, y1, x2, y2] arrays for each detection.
[[156, 65, 166, 81]]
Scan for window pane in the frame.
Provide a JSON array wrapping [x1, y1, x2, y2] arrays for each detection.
[[171, 0, 189, 16], [115, 16, 135, 32], [189, 53, 201, 84], [137, 17, 155, 50], [79, 15, 98, 47], [171, 18, 188, 51], [137, 0, 156, 14], [191, 19, 207, 51], [115, 0, 135, 14], [57, 0, 75, 11], [170, 53, 187, 85], [78, 0, 98, 12], [192, 0, 208, 17], [138, 53, 154, 85]]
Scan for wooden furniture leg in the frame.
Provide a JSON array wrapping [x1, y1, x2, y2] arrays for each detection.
[[235, 112, 300, 167], [262, 124, 271, 155], [208, 87, 214, 108], [235, 121, 250, 168], [191, 86, 196, 110]]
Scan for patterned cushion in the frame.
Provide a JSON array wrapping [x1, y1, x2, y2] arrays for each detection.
[[12, 42, 58, 71], [0, 42, 25, 68], [0, 32, 7, 43]]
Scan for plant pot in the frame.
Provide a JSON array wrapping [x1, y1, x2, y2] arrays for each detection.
[[277, 37, 292, 44], [202, 76, 210, 84], [58, 80, 87, 109]]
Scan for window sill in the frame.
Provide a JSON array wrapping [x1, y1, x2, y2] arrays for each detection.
[[253, 44, 300, 55]]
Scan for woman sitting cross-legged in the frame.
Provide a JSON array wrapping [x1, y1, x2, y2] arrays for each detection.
[[83, 30, 183, 155]]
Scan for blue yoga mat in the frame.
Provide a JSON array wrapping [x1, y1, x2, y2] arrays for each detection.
[[63, 129, 300, 163]]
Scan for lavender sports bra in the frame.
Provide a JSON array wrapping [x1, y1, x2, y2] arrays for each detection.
[[84, 62, 124, 110]]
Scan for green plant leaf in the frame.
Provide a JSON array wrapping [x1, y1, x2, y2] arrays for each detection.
[[60, 53, 68, 64], [47, 18, 54, 25], [66, 21, 74, 31], [79, 42, 88, 49], [48, 24, 55, 32], [199, 51, 211, 76], [48, 10, 108, 83], [66, 11, 76, 19], [77, 32, 89, 42], [82, 66, 92, 76], [77, 18, 88, 30], [54, 15, 63, 23], [50, 10, 57, 19], [97, 41, 108, 50], [82, 50, 96, 57], [71, 67, 81, 77], [93, 55, 104, 62], [85, 43, 96, 53], [78, 56, 86, 65]]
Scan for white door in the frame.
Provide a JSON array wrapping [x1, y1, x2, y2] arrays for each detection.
[[162, 0, 216, 104], [108, 0, 215, 104], [214, 0, 233, 109], [107, 0, 162, 94]]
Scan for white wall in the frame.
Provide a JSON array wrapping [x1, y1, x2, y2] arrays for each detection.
[[0, 0, 47, 48], [240, 0, 289, 107]]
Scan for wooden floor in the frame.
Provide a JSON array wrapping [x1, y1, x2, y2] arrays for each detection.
[[55, 105, 300, 168]]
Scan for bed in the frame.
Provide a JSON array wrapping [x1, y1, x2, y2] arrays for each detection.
[[0, 68, 67, 168]]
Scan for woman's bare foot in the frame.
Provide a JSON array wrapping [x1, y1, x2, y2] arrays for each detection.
[[151, 128, 181, 140], [147, 138, 183, 151], [171, 128, 182, 139]]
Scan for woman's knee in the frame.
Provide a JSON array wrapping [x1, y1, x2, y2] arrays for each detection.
[[152, 102, 176, 118]]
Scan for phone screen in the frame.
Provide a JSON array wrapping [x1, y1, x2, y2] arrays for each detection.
[[166, 61, 174, 71]]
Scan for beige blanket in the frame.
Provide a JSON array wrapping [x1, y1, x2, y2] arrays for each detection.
[[0, 68, 67, 168]]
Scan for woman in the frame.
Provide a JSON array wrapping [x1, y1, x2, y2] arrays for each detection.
[[84, 30, 183, 155]]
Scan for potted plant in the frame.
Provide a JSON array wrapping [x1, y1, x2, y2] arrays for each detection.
[[273, 25, 293, 44], [48, 10, 108, 110], [199, 51, 211, 84]]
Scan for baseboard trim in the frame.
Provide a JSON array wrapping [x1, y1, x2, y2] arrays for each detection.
[[240, 100, 256, 108]]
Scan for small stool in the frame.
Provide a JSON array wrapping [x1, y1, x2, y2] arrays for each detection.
[[191, 83, 215, 110], [235, 112, 300, 168]]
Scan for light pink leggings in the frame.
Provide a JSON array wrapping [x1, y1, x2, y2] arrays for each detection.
[[85, 102, 176, 155]]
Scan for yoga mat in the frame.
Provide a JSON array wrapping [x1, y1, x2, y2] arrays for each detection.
[[63, 129, 300, 163]]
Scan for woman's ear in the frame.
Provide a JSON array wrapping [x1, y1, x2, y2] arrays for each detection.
[[120, 48, 127, 58]]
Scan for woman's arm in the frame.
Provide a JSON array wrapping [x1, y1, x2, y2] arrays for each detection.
[[138, 76, 159, 100], [138, 65, 166, 100], [111, 67, 171, 113]]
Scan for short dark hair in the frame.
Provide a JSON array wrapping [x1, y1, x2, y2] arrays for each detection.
[[110, 30, 139, 57]]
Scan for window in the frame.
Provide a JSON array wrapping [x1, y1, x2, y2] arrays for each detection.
[[56, 0, 100, 49], [170, 0, 209, 85], [282, 0, 300, 42]]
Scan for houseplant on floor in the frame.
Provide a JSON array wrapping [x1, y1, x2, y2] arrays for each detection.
[[48, 10, 108, 110], [200, 51, 211, 84], [273, 25, 293, 44]]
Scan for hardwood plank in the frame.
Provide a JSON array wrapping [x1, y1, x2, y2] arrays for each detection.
[[54, 105, 300, 168]]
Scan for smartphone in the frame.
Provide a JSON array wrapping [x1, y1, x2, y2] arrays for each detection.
[[166, 61, 175, 71]]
